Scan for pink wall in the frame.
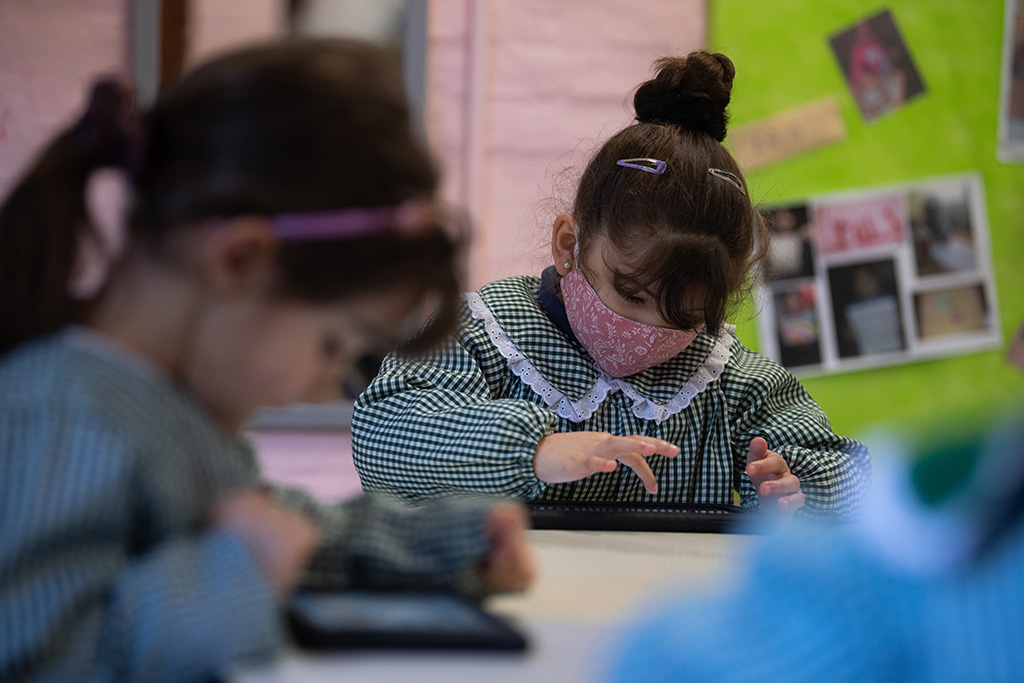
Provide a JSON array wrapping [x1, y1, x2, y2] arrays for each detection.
[[252, 430, 363, 502], [426, 0, 706, 288], [186, 0, 284, 66], [0, 0, 286, 199], [0, 0, 125, 198]]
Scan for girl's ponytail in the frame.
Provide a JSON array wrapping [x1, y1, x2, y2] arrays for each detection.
[[0, 80, 137, 355]]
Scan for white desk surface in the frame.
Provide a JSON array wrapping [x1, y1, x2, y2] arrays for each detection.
[[232, 529, 751, 683]]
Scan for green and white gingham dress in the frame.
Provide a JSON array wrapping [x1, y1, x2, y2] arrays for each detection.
[[354, 275, 870, 520]]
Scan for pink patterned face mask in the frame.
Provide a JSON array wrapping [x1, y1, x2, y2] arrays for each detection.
[[561, 268, 701, 377]]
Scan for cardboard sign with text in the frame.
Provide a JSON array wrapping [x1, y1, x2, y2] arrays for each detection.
[[729, 96, 847, 171]]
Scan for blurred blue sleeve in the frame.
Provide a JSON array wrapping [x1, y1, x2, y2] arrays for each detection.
[[606, 410, 1024, 683], [605, 527, 908, 683], [99, 531, 282, 682]]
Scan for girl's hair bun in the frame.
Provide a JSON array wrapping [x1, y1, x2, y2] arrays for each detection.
[[633, 50, 735, 142]]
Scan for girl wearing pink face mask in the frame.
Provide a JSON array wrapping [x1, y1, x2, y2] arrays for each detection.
[[353, 51, 870, 520]]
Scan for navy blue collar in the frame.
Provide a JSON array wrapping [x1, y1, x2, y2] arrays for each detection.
[[537, 266, 578, 344]]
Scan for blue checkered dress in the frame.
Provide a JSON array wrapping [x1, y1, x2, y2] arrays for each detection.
[[354, 275, 870, 519], [0, 329, 492, 682]]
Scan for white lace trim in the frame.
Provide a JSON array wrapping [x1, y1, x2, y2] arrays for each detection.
[[465, 292, 734, 424]]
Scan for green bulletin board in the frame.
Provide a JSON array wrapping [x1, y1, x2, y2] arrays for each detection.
[[711, 1, 1024, 438]]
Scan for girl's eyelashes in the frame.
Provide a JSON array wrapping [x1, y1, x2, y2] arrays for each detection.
[[613, 285, 647, 305]]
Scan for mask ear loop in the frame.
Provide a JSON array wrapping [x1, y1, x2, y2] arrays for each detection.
[[571, 223, 581, 267]]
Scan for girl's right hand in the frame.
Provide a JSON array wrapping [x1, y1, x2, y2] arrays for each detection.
[[480, 502, 535, 592], [211, 489, 320, 596], [533, 432, 680, 494]]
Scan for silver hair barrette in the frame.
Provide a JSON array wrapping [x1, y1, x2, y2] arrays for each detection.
[[616, 158, 667, 174], [708, 168, 746, 194]]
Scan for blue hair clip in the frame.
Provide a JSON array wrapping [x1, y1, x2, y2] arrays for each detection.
[[616, 158, 667, 174]]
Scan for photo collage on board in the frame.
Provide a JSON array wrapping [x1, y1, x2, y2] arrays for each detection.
[[757, 173, 1001, 375]]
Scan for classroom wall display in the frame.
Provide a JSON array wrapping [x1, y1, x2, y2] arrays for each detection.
[[713, 0, 1024, 437], [999, 0, 1024, 161], [757, 172, 1000, 375], [828, 9, 926, 123]]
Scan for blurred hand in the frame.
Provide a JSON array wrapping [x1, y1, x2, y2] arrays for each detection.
[[746, 437, 804, 513], [212, 488, 320, 595], [534, 432, 680, 494], [480, 502, 535, 593]]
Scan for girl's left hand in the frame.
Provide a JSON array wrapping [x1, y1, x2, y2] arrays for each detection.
[[212, 488, 321, 595], [746, 437, 805, 513]]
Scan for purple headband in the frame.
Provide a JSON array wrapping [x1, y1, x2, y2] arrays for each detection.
[[271, 200, 439, 241]]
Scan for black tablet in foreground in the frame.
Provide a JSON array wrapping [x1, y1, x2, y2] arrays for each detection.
[[527, 500, 759, 533], [287, 590, 529, 652]]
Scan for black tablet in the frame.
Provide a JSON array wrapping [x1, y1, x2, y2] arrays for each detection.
[[287, 590, 529, 652], [527, 500, 757, 533]]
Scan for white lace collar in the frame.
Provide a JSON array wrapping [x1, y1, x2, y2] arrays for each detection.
[[465, 291, 733, 424]]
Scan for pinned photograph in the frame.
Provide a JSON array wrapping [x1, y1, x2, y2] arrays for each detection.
[[998, 0, 1024, 161], [763, 204, 815, 281], [829, 9, 927, 122], [907, 178, 977, 277], [914, 284, 989, 341], [828, 259, 905, 359], [771, 282, 823, 368]]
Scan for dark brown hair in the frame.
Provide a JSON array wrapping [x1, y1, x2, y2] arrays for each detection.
[[571, 50, 768, 335], [0, 38, 461, 355]]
